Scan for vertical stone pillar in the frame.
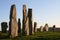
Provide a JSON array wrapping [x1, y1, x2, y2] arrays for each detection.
[[53, 25, 56, 32], [1, 22, 8, 33], [40, 26, 43, 32], [44, 24, 49, 31], [22, 4, 29, 35], [18, 18, 21, 33], [28, 8, 33, 35], [34, 22, 37, 32], [9, 4, 18, 38]]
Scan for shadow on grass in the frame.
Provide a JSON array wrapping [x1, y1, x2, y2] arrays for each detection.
[[0, 34, 10, 39], [0, 32, 60, 40]]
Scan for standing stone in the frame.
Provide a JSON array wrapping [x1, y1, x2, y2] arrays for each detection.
[[22, 4, 29, 35], [18, 18, 21, 33], [28, 8, 33, 35], [53, 25, 56, 32], [1, 22, 8, 33], [34, 22, 37, 32], [44, 24, 49, 31], [40, 26, 43, 32], [9, 4, 18, 38]]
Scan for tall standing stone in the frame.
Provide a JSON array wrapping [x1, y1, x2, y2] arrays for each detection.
[[18, 18, 21, 33], [22, 4, 29, 35], [34, 22, 37, 32], [40, 26, 43, 32], [28, 8, 33, 35], [9, 4, 18, 38], [44, 24, 49, 31]]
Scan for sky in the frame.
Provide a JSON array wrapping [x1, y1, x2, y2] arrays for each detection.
[[0, 0, 60, 30]]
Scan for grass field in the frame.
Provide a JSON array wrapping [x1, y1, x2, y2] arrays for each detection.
[[0, 32, 60, 40]]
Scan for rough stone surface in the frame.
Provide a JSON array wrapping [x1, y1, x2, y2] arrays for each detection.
[[1, 22, 8, 33], [53, 25, 56, 32], [9, 4, 18, 38], [22, 4, 29, 35], [28, 8, 33, 35], [44, 24, 49, 31], [40, 26, 43, 32], [18, 18, 21, 33], [34, 22, 37, 32]]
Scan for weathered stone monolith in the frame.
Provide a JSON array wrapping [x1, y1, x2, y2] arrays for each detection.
[[9, 4, 18, 38], [28, 8, 33, 35], [34, 22, 37, 32], [22, 4, 29, 36], [40, 26, 43, 32], [18, 18, 21, 33], [53, 25, 56, 32], [44, 24, 49, 31], [1, 22, 8, 33]]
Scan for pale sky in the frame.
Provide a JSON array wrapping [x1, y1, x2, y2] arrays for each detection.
[[0, 0, 60, 30]]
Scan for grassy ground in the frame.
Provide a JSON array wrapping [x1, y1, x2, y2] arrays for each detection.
[[0, 32, 60, 40]]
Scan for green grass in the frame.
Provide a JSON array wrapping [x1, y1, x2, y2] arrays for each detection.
[[0, 32, 60, 40]]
